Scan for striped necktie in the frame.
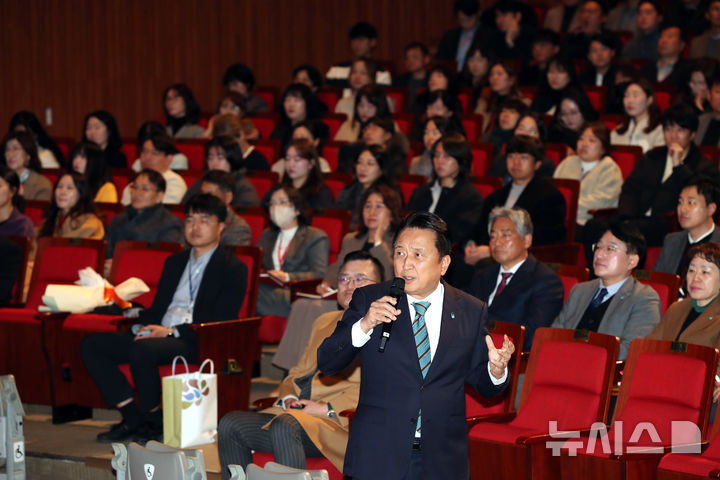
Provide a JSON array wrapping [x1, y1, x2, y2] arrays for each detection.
[[412, 300, 431, 436]]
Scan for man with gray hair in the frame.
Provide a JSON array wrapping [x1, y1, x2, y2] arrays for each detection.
[[468, 206, 564, 350]]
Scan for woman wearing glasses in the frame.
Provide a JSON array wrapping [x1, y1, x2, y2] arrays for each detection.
[[256, 185, 329, 317]]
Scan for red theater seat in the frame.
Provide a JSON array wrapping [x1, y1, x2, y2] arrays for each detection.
[[399, 174, 427, 205], [470, 142, 494, 177], [552, 178, 580, 243], [174, 139, 207, 170], [235, 206, 269, 246], [634, 269, 681, 315]]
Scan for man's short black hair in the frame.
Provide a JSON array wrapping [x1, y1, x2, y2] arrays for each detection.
[[533, 28, 560, 46], [393, 211, 452, 259], [405, 41, 429, 56], [659, 22, 688, 42], [349, 22, 377, 40], [500, 97, 530, 115], [222, 63, 256, 91], [662, 104, 699, 132], [684, 176, 720, 213], [135, 169, 166, 193], [292, 64, 324, 89], [506, 135, 544, 163], [340, 250, 385, 282], [496, 0, 523, 14], [638, 0, 662, 16], [589, 31, 621, 54], [184, 193, 228, 223], [454, 0, 479, 16], [148, 134, 179, 155], [202, 170, 235, 195], [605, 221, 646, 268]]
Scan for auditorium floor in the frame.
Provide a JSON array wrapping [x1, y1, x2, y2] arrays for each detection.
[[23, 376, 280, 480]]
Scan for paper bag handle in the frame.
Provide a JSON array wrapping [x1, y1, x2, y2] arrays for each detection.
[[198, 358, 214, 375], [171, 356, 190, 376]]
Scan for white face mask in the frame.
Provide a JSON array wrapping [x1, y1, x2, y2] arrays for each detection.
[[270, 205, 297, 229]]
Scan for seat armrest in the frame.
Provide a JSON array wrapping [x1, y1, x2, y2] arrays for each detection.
[[467, 412, 517, 429], [253, 396, 279, 410]]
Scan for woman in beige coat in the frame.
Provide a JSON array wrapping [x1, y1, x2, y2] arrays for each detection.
[[554, 122, 623, 238]]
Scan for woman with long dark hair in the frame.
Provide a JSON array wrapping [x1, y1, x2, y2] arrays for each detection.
[[37, 172, 104, 239], [610, 78, 664, 152], [9, 111, 65, 168], [1, 130, 51, 200], [274, 138, 333, 209], [334, 84, 392, 142], [69, 142, 117, 202], [0, 165, 34, 238], [162, 83, 204, 138], [271, 83, 329, 149], [82, 110, 127, 168]]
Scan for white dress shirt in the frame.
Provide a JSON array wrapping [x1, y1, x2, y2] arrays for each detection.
[[487, 258, 527, 306]]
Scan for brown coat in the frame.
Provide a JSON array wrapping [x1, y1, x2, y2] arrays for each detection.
[[42, 212, 105, 239], [261, 310, 360, 470], [647, 296, 720, 373]]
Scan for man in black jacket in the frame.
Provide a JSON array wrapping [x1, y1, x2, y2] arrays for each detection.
[[82, 194, 247, 443]]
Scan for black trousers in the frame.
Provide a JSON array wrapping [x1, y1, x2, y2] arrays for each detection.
[[217, 411, 323, 480], [80, 331, 195, 412]]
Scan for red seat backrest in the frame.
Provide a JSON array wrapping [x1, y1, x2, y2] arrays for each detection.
[[111, 168, 134, 196], [249, 115, 277, 140], [120, 141, 138, 163], [584, 86, 607, 113], [386, 87, 408, 113], [399, 174, 427, 205], [461, 114, 484, 142], [545, 143, 568, 166], [325, 173, 353, 202], [175, 140, 207, 170], [179, 170, 203, 189], [470, 142, 494, 177], [699, 145, 720, 166], [317, 88, 342, 112], [552, 178, 579, 243], [471, 176, 502, 198], [635, 270, 681, 314], [321, 114, 346, 139], [644, 246, 662, 270], [233, 245, 262, 318], [110, 241, 185, 308], [6, 235, 30, 305], [245, 171, 279, 200], [559, 275, 580, 302], [311, 209, 351, 264], [236, 206, 269, 246], [600, 114, 624, 131], [23, 200, 50, 227], [654, 88, 675, 111], [41, 168, 62, 187], [612, 145, 643, 180], [254, 139, 281, 165], [254, 87, 279, 111], [96, 202, 124, 227], [27, 238, 106, 310], [322, 141, 345, 171], [457, 90, 472, 113], [392, 113, 414, 136]]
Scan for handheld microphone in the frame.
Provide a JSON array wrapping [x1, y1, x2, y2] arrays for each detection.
[[379, 277, 405, 353]]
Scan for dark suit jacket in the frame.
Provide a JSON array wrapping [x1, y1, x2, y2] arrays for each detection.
[[106, 203, 184, 257], [0, 235, 22, 308], [407, 179, 483, 247], [473, 176, 567, 246], [317, 280, 507, 480], [618, 144, 719, 219], [468, 254, 564, 350], [653, 228, 720, 275], [435, 27, 484, 66], [640, 59, 691, 90], [138, 247, 248, 344], [257, 225, 329, 280]]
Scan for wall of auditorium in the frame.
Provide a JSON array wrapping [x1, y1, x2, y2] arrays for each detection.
[[0, 0, 547, 139]]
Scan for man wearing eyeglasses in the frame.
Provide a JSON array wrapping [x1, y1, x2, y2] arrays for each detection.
[[552, 222, 661, 359], [105, 169, 184, 259], [218, 251, 383, 478], [120, 134, 187, 205]]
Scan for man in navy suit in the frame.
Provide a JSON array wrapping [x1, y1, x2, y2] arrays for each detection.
[[468, 207, 564, 351], [317, 212, 514, 479]]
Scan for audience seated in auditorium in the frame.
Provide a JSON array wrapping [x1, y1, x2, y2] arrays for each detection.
[[482, 97, 528, 156], [696, 70, 720, 145], [408, 132, 484, 248], [334, 84, 393, 142], [0, 235, 22, 308], [605, 0, 639, 33], [199, 171, 251, 246], [121, 134, 187, 205], [409, 90, 464, 143], [530, 55, 583, 115], [591, 104, 720, 250], [1, 130, 51, 201], [272, 120, 331, 179], [435, 0, 484, 71], [547, 86, 598, 150], [639, 23, 691, 90], [335, 145, 398, 228], [271, 83, 329, 150], [219, 251, 382, 477], [131, 122, 189, 172], [565, 1, 622, 60], [468, 135, 567, 252], [326, 22, 391, 88], [544, 0, 582, 33], [181, 136, 260, 208], [8, 111, 65, 168], [69, 142, 118, 203], [256, 185, 329, 317], [212, 115, 270, 172], [392, 41, 431, 108], [202, 92, 248, 139], [647, 242, 720, 386], [554, 219, 661, 361], [654, 177, 720, 290], [0, 165, 34, 238], [610, 77, 665, 152], [469, 206, 564, 350], [622, 0, 663, 60], [580, 32, 621, 90], [223, 63, 269, 114], [490, 0, 534, 60], [105, 169, 183, 259], [518, 28, 560, 86], [82, 194, 247, 443], [162, 83, 204, 139], [267, 139, 333, 209], [689, 0, 720, 59], [554, 121, 623, 238], [487, 111, 556, 181], [37, 172, 104, 241], [82, 110, 128, 168], [475, 60, 530, 133]]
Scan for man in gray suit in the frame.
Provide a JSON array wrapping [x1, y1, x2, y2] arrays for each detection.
[[654, 177, 720, 291], [552, 222, 661, 359]]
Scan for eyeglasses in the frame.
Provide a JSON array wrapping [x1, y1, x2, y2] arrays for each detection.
[[338, 274, 373, 286], [592, 243, 627, 255]]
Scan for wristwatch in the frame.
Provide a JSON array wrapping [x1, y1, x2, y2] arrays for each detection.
[[326, 402, 337, 419]]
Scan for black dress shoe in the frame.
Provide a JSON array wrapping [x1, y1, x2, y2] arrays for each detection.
[[134, 422, 163, 445], [96, 421, 141, 443]]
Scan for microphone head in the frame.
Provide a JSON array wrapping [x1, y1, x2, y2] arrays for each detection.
[[389, 277, 405, 297]]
